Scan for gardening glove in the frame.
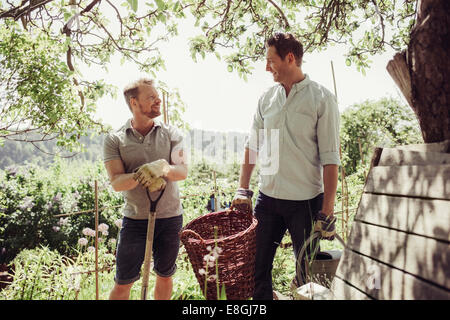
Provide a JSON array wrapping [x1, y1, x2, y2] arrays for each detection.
[[133, 159, 170, 189], [314, 211, 336, 241], [147, 176, 167, 192], [231, 188, 254, 214]]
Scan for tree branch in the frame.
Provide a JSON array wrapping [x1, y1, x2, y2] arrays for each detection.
[[267, 0, 290, 29], [0, 0, 53, 20]]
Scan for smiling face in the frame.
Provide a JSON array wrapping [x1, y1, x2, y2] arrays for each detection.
[[265, 46, 291, 84], [131, 84, 161, 119]]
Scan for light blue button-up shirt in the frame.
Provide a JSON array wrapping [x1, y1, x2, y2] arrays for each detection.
[[245, 74, 341, 201]]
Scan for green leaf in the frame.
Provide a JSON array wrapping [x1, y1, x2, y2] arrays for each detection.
[[127, 0, 138, 12], [64, 12, 71, 22], [173, 1, 181, 12], [219, 284, 227, 300], [154, 0, 165, 10], [345, 58, 351, 66], [157, 12, 166, 23]]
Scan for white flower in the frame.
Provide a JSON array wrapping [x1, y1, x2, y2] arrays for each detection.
[[114, 219, 123, 228], [67, 266, 81, 291], [208, 275, 217, 281], [82, 227, 95, 237], [87, 246, 95, 253], [101, 230, 109, 236], [198, 268, 206, 275], [19, 197, 34, 210], [52, 226, 60, 232], [98, 223, 109, 233], [206, 246, 212, 252], [78, 238, 88, 246], [58, 217, 69, 226]]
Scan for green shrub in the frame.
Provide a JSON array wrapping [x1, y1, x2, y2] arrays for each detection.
[[0, 159, 123, 264]]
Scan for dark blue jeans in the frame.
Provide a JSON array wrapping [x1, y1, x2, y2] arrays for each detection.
[[252, 191, 323, 300], [114, 215, 183, 285]]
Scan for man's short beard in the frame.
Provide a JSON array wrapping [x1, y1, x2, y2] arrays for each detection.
[[147, 110, 161, 119], [139, 103, 161, 119]]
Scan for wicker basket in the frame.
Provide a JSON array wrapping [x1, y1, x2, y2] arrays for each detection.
[[180, 209, 258, 300]]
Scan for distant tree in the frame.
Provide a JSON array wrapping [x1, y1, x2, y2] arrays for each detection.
[[340, 97, 423, 176]]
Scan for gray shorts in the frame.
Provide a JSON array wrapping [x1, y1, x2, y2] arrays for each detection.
[[114, 215, 183, 285]]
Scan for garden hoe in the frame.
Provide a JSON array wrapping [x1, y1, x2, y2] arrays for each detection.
[[141, 187, 165, 300]]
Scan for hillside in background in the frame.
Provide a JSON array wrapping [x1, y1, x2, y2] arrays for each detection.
[[0, 129, 249, 169]]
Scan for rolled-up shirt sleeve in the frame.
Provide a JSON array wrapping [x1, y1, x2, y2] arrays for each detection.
[[317, 94, 341, 166], [169, 126, 187, 165]]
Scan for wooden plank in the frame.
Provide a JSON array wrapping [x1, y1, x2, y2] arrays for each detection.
[[346, 221, 450, 289], [378, 148, 450, 166], [386, 51, 413, 108], [355, 193, 450, 242], [335, 249, 450, 300], [364, 164, 450, 200], [330, 275, 372, 300], [394, 140, 450, 153]]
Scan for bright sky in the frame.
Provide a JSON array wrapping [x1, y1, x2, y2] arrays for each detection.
[[90, 19, 405, 134]]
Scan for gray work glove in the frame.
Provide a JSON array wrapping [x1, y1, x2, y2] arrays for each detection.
[[231, 188, 254, 214], [314, 211, 336, 240]]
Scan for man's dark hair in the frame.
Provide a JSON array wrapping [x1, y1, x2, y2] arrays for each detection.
[[266, 33, 303, 66]]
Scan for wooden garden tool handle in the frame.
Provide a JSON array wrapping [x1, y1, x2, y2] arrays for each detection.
[[141, 210, 156, 300], [141, 187, 165, 300]]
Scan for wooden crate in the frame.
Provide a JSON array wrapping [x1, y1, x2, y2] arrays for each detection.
[[331, 140, 450, 300]]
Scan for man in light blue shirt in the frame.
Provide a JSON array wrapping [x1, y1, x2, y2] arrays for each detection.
[[232, 33, 340, 300]]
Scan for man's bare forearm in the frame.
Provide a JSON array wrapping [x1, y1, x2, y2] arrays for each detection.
[[322, 164, 339, 216], [105, 159, 139, 192], [166, 164, 188, 181], [239, 148, 257, 189], [110, 173, 139, 192]]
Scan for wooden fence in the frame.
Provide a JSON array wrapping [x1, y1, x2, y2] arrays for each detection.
[[331, 140, 450, 299]]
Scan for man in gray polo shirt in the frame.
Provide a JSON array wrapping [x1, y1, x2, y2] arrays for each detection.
[[103, 78, 187, 300], [232, 33, 340, 299]]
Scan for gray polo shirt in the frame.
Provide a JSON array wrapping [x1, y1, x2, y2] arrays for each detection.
[[103, 118, 184, 219], [245, 74, 341, 201]]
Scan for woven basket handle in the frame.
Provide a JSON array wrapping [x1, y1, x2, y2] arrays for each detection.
[[180, 229, 204, 244]]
